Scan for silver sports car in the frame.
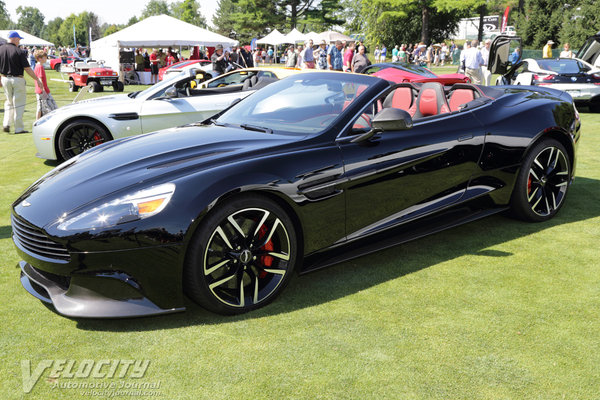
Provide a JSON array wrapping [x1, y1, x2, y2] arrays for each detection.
[[33, 67, 296, 160]]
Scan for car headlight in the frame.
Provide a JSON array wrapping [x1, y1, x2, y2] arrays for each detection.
[[34, 112, 55, 126], [57, 183, 176, 231]]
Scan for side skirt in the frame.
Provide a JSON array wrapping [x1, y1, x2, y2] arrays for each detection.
[[300, 205, 508, 275]]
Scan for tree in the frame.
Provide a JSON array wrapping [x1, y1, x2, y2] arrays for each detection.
[[44, 17, 63, 46], [16, 6, 44, 37], [559, 0, 600, 49], [171, 0, 207, 27], [103, 25, 121, 37], [56, 12, 100, 47], [141, 0, 171, 19], [228, 0, 283, 42], [213, 0, 238, 36], [127, 16, 139, 26], [0, 0, 12, 30], [516, 0, 564, 48]]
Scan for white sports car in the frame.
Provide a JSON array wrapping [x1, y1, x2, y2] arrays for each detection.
[[493, 34, 600, 111], [33, 67, 299, 160]]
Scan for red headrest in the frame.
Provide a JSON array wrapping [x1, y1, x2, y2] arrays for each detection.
[[449, 89, 475, 111], [414, 82, 450, 118]]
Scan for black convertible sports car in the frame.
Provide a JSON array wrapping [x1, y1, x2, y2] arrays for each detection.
[[12, 72, 580, 317]]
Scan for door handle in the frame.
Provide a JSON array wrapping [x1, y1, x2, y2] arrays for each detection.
[[457, 134, 474, 142]]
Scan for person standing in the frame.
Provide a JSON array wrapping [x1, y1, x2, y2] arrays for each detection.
[[211, 44, 228, 76], [374, 46, 381, 63], [392, 45, 399, 62], [0, 31, 43, 134], [560, 43, 573, 58], [343, 42, 355, 72], [480, 39, 492, 86], [543, 40, 554, 58], [351, 45, 371, 73], [33, 50, 56, 119], [302, 40, 315, 69], [316, 40, 328, 70], [327, 40, 343, 71], [380, 45, 387, 62], [149, 49, 159, 84], [461, 40, 485, 85], [286, 45, 297, 68]]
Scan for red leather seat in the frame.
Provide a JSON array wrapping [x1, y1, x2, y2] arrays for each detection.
[[413, 82, 450, 119], [383, 85, 417, 116], [448, 89, 476, 111]]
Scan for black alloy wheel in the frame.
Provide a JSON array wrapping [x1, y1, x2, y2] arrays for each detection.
[[57, 119, 111, 160], [511, 139, 571, 222], [184, 195, 298, 314]]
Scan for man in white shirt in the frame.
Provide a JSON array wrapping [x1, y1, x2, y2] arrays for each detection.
[[480, 39, 492, 86], [461, 40, 485, 85]]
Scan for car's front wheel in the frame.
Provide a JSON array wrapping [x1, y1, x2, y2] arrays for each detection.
[[88, 81, 102, 93], [184, 195, 298, 314], [510, 138, 571, 222], [57, 119, 112, 160]]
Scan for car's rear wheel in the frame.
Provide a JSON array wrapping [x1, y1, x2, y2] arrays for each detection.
[[510, 139, 571, 222], [53, 63, 61, 71], [184, 195, 298, 314], [88, 81, 102, 93], [68, 81, 78, 92], [57, 119, 111, 160]]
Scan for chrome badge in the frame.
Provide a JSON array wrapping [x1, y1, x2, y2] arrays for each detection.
[[571, 77, 577, 82], [21, 200, 31, 207]]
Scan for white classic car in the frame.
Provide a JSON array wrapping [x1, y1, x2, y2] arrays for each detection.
[[33, 67, 300, 160]]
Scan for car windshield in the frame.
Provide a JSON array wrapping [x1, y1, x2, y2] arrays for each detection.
[[537, 59, 590, 74], [215, 74, 379, 135]]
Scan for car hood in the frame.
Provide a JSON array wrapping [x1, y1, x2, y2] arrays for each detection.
[[51, 94, 134, 115], [14, 125, 298, 229]]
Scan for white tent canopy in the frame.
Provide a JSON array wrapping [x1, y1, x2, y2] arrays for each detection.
[[91, 14, 237, 69], [283, 28, 306, 44], [256, 29, 287, 46], [318, 30, 355, 44], [0, 30, 53, 47], [304, 31, 320, 43]]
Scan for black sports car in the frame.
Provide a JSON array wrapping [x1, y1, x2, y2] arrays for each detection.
[[12, 72, 580, 317]]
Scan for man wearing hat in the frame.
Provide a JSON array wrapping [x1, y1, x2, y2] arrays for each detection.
[[0, 31, 43, 133], [543, 40, 554, 58], [211, 44, 228, 76]]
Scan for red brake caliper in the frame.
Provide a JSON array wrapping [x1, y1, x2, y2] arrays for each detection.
[[257, 224, 274, 278], [93, 132, 102, 146], [527, 174, 532, 194]]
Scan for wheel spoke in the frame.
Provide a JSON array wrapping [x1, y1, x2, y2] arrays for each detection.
[[258, 218, 282, 248], [238, 272, 245, 307], [267, 251, 290, 261], [528, 187, 539, 202], [227, 215, 246, 238], [263, 268, 286, 275], [552, 191, 557, 210], [204, 259, 230, 275], [252, 210, 270, 239], [544, 195, 551, 214], [253, 274, 259, 304], [529, 168, 540, 180], [531, 191, 543, 210], [555, 181, 568, 187], [215, 226, 233, 249], [208, 273, 236, 290]]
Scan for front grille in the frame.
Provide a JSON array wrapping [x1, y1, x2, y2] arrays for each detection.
[[11, 215, 71, 261]]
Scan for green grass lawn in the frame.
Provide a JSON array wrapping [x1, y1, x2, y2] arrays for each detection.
[[1, 71, 600, 400]]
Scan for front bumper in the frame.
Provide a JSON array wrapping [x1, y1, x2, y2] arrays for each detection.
[[12, 214, 186, 318], [19, 261, 184, 318], [32, 120, 58, 160]]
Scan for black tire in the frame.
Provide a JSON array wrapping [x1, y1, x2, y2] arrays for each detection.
[[88, 81, 102, 93], [53, 63, 61, 71], [184, 194, 299, 315], [68, 81, 78, 92], [510, 138, 571, 222], [116, 81, 124, 92], [57, 119, 112, 160]]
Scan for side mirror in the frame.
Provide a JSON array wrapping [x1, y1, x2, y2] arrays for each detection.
[[372, 108, 413, 131], [164, 87, 178, 98]]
